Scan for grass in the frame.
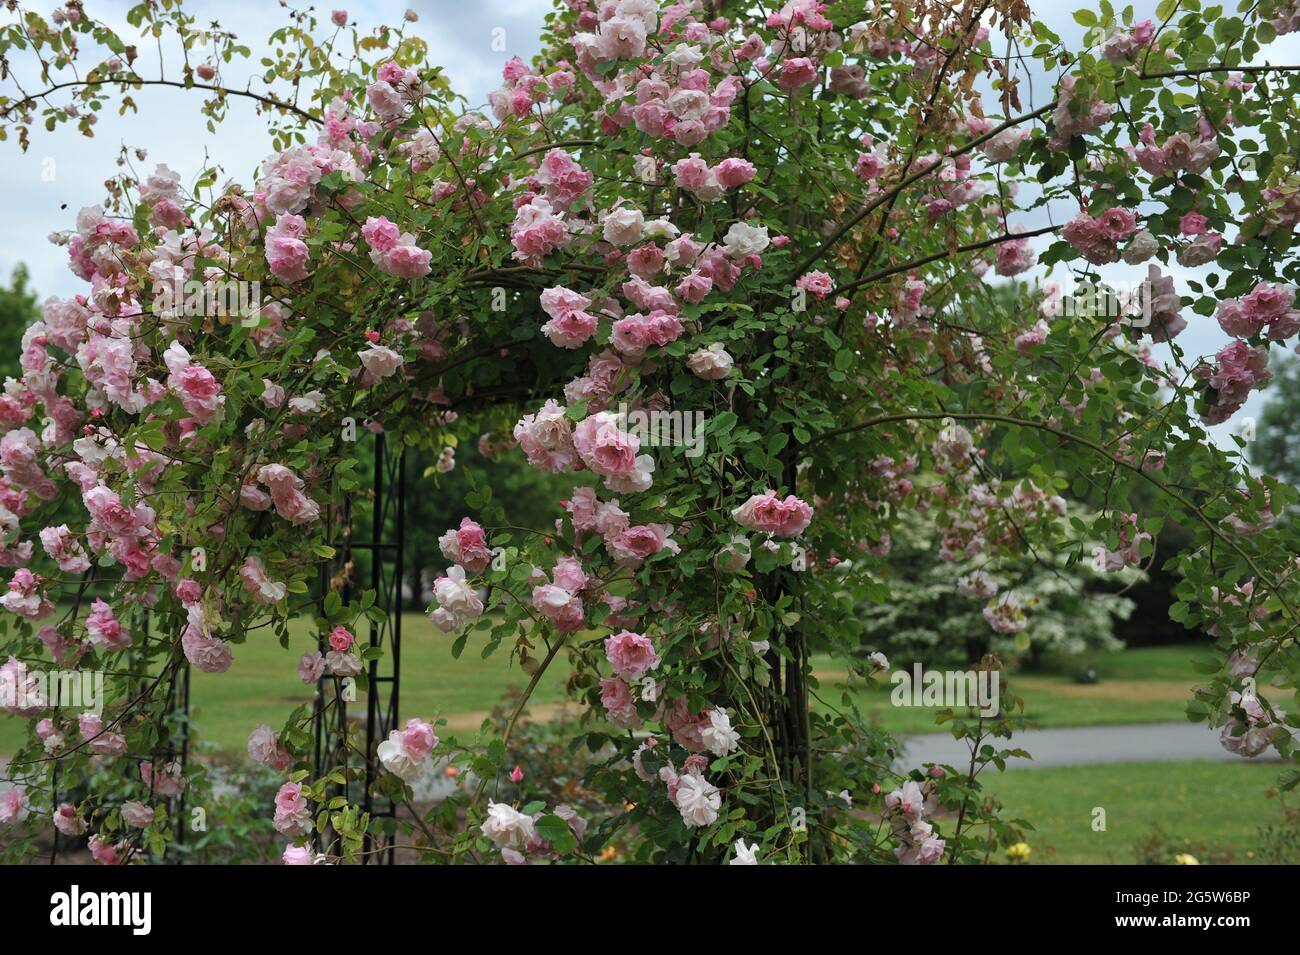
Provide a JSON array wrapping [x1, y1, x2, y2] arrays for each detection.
[[187, 612, 578, 751], [977, 760, 1287, 864], [0, 612, 573, 754], [810, 645, 1221, 735], [0, 629, 1236, 753]]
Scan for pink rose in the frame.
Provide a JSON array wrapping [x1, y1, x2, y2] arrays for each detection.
[[604, 630, 660, 680], [732, 490, 814, 537]]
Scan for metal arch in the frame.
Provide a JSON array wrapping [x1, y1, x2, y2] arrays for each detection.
[[312, 433, 405, 863]]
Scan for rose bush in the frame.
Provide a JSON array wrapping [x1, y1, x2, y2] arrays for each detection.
[[0, 0, 1299, 864]]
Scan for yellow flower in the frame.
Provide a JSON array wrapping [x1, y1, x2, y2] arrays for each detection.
[[598, 846, 619, 862], [1174, 853, 1199, 866], [1006, 842, 1032, 862]]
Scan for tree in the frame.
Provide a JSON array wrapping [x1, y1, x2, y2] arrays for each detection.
[[859, 507, 1135, 668], [0, 0, 1298, 867], [0, 263, 39, 381], [1252, 354, 1300, 486]]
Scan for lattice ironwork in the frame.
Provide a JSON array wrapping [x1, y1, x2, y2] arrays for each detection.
[[312, 434, 405, 863]]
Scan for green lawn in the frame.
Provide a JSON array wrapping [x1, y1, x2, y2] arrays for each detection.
[[0, 634, 1245, 753], [0, 612, 574, 754], [977, 760, 1286, 864], [188, 612, 578, 751], [811, 645, 1226, 735]]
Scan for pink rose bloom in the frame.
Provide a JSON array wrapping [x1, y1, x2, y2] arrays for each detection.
[[53, 803, 86, 836], [595, 15, 648, 60], [996, 237, 1035, 276], [573, 411, 640, 479], [0, 787, 26, 823], [610, 310, 683, 358], [248, 724, 294, 772], [298, 651, 325, 684], [1061, 214, 1119, 264], [373, 241, 432, 279], [627, 243, 666, 278], [856, 149, 886, 179], [540, 286, 592, 319], [1096, 207, 1138, 241], [604, 630, 660, 680], [531, 583, 585, 632], [778, 57, 818, 92], [121, 801, 155, 828], [510, 197, 570, 266], [140, 761, 186, 797], [265, 212, 310, 283], [85, 598, 129, 649], [536, 149, 593, 208], [39, 524, 90, 573], [275, 782, 307, 815], [605, 523, 680, 566], [564, 486, 600, 531], [399, 717, 439, 760], [542, 309, 598, 348], [366, 80, 406, 121], [182, 624, 233, 673], [552, 555, 587, 591], [273, 782, 313, 839], [1180, 211, 1209, 235], [89, 835, 126, 865], [0, 568, 51, 620], [284, 843, 315, 864], [331, 10, 348, 27], [513, 399, 579, 473], [239, 556, 286, 605], [714, 157, 757, 188], [257, 464, 322, 525], [795, 271, 834, 300], [731, 490, 814, 537], [676, 270, 713, 304], [325, 626, 352, 653], [600, 676, 641, 728], [240, 483, 273, 512], [438, 517, 492, 573]]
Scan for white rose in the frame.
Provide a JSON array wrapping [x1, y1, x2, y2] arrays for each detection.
[[1121, 229, 1159, 264], [121, 801, 156, 829], [715, 535, 751, 572], [723, 221, 770, 259], [634, 155, 658, 183], [673, 773, 721, 827], [700, 707, 740, 756], [602, 207, 645, 246], [686, 342, 734, 380], [666, 88, 710, 121], [481, 801, 536, 850], [665, 42, 703, 69], [615, 0, 659, 31], [325, 650, 363, 677], [378, 731, 424, 781], [642, 217, 681, 240], [433, 565, 484, 618], [729, 839, 760, 865], [359, 345, 405, 379]]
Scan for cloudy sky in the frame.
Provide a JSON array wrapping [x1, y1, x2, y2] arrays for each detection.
[[0, 0, 1295, 448]]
